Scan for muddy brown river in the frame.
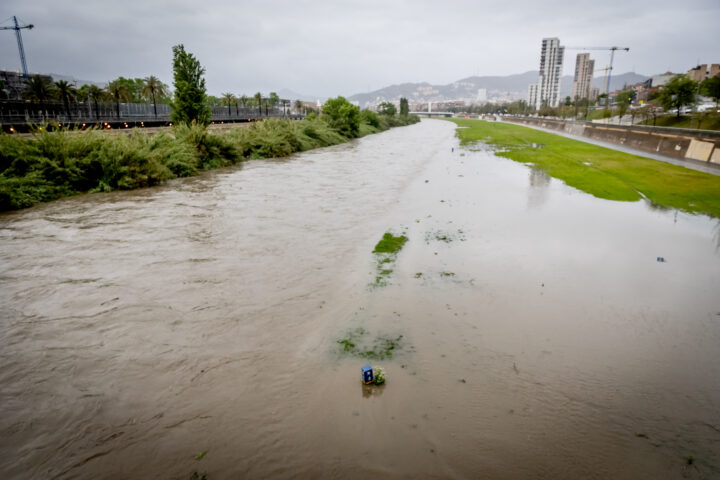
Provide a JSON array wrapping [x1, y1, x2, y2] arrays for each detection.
[[1, 120, 719, 479]]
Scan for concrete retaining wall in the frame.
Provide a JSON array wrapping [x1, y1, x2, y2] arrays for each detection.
[[504, 116, 720, 165]]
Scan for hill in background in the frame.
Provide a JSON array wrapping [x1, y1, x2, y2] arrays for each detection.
[[347, 71, 649, 107]]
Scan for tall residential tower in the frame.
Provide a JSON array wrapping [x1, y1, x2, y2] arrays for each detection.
[[571, 53, 595, 100], [527, 37, 564, 109]]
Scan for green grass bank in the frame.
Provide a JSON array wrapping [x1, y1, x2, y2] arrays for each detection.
[[448, 118, 720, 218], [638, 113, 720, 131], [0, 113, 419, 211]]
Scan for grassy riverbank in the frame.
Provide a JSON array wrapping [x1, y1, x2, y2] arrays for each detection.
[[0, 113, 419, 211], [448, 118, 720, 218], [638, 113, 720, 131]]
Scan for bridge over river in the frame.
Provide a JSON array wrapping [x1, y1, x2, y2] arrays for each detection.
[[410, 111, 454, 118]]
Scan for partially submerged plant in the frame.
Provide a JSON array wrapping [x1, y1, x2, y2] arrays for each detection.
[[373, 366, 386, 385], [336, 328, 405, 360], [371, 231, 408, 287]]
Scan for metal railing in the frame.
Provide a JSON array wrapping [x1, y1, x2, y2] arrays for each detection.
[[0, 100, 292, 125]]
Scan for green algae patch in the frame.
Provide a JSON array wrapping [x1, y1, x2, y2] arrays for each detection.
[[371, 232, 408, 287], [336, 327, 406, 360], [373, 232, 408, 254], [446, 118, 720, 219]]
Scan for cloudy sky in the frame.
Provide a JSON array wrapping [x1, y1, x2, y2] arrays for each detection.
[[1, 0, 718, 98]]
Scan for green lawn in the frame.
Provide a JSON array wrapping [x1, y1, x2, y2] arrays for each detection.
[[448, 118, 720, 218], [638, 114, 720, 131]]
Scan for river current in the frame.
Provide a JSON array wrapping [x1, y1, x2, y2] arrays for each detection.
[[1, 120, 719, 479]]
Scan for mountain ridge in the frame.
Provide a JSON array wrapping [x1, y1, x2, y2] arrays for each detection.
[[347, 71, 650, 106]]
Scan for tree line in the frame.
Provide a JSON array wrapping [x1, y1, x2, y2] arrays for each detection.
[[7, 75, 171, 119], [0, 44, 421, 211], [457, 73, 720, 126], [0, 46, 306, 122]]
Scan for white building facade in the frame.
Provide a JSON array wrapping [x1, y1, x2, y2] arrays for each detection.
[[528, 37, 564, 109], [527, 83, 538, 109], [571, 53, 595, 101]]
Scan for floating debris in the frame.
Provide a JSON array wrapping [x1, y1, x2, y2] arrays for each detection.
[[361, 364, 386, 385], [361, 364, 374, 384], [424, 229, 466, 244], [657, 257, 666, 263]]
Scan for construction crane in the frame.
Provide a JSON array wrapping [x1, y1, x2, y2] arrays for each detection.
[[1, 16, 34, 79], [566, 46, 629, 97]]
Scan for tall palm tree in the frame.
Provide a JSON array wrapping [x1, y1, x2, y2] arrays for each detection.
[[294, 100, 303, 115], [254, 92, 263, 117], [23, 75, 55, 104], [23, 76, 56, 120], [54, 80, 76, 119], [221, 92, 235, 118], [240, 95, 248, 108], [107, 79, 131, 118], [268, 92, 279, 109], [141, 75, 167, 118], [87, 85, 105, 119]]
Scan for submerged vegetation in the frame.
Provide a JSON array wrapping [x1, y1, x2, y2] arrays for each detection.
[[0, 103, 419, 211], [448, 118, 720, 218], [372, 231, 408, 287], [424, 229, 466, 244], [336, 327, 405, 360], [373, 232, 408, 254]]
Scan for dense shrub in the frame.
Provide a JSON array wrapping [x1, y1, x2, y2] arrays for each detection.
[[321, 96, 360, 138], [360, 109, 380, 128]]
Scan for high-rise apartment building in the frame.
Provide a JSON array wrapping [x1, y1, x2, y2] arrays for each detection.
[[527, 83, 538, 109], [527, 37, 564, 109], [571, 53, 595, 100]]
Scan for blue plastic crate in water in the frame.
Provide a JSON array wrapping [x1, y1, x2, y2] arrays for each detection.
[[361, 364, 374, 384]]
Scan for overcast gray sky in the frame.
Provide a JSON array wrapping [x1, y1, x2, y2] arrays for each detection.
[[1, 0, 718, 98]]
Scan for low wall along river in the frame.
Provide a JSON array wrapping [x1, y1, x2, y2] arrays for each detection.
[[504, 116, 720, 164], [1, 120, 719, 479]]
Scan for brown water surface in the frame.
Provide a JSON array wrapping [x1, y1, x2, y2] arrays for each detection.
[[1, 120, 719, 479]]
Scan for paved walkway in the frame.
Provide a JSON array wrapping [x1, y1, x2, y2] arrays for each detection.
[[501, 120, 720, 177]]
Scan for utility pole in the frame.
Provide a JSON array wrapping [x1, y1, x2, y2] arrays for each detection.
[[1, 16, 34, 79]]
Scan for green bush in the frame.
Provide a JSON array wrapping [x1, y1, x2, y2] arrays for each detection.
[[174, 122, 238, 169], [321, 96, 360, 138], [360, 109, 380, 128]]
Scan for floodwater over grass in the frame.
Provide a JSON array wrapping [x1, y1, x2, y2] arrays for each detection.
[[1, 120, 719, 479], [449, 118, 720, 218]]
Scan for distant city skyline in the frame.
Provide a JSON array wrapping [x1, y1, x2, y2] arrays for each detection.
[[1, 0, 718, 98]]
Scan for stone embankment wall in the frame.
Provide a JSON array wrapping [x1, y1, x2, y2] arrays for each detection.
[[503, 116, 720, 165]]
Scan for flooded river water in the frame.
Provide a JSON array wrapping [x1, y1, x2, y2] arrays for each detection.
[[1, 120, 719, 479]]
